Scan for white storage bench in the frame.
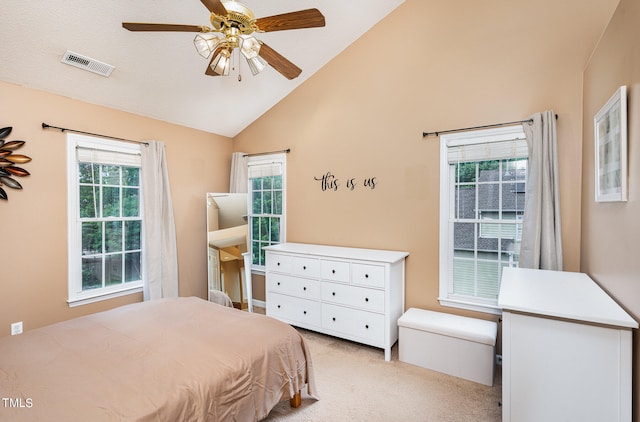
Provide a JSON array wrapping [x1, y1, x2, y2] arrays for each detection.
[[398, 308, 498, 386]]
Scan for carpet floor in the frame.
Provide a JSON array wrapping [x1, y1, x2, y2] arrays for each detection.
[[263, 327, 502, 421]]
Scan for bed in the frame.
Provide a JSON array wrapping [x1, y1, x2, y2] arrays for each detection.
[[0, 297, 316, 421]]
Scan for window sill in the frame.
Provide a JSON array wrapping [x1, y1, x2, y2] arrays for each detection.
[[438, 296, 503, 316], [68, 285, 143, 308]]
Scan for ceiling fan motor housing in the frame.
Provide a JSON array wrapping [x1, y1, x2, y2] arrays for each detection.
[[210, 1, 257, 35]]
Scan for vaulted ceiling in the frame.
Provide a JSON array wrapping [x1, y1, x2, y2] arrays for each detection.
[[0, 1, 405, 137]]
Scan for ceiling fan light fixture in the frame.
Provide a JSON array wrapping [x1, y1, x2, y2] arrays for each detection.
[[239, 36, 261, 59], [194, 33, 222, 58], [246, 55, 267, 75], [210, 49, 231, 75]]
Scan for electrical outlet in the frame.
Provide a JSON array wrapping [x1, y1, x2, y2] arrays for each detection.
[[495, 354, 503, 366], [11, 321, 23, 335]]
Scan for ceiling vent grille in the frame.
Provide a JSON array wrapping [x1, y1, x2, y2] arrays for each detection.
[[61, 50, 115, 77]]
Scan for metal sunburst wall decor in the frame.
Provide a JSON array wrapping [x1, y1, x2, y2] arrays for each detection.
[[0, 126, 31, 200]]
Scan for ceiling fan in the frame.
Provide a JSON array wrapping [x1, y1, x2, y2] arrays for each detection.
[[122, 0, 325, 80]]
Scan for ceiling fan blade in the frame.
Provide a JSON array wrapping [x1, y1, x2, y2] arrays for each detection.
[[201, 0, 228, 16], [255, 9, 325, 32], [122, 22, 208, 32], [258, 43, 302, 80]]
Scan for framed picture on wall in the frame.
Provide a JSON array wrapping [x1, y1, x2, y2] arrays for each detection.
[[594, 85, 628, 202]]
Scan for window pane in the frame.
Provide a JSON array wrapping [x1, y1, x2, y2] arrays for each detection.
[[252, 191, 263, 214], [122, 167, 139, 187], [455, 162, 476, 183], [477, 258, 500, 299], [82, 256, 102, 290], [477, 160, 500, 182], [102, 165, 120, 185], [102, 187, 120, 217], [123, 188, 139, 217], [79, 186, 99, 218], [270, 217, 280, 242], [105, 254, 123, 286], [263, 176, 272, 189], [105, 221, 123, 253], [453, 258, 474, 295], [263, 191, 273, 214], [274, 191, 282, 214], [125, 251, 141, 282], [453, 222, 475, 251], [273, 175, 282, 189], [82, 222, 102, 255], [454, 184, 476, 219], [79, 163, 99, 184], [252, 178, 262, 190], [125, 220, 141, 251]]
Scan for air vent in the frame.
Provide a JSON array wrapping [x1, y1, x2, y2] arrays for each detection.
[[61, 50, 115, 77]]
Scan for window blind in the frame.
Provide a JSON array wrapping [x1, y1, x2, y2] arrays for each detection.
[[76, 147, 141, 167], [447, 137, 528, 164], [248, 162, 282, 178]]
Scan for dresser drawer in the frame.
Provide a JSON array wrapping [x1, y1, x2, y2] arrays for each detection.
[[290, 256, 320, 278], [266, 252, 293, 273], [321, 281, 385, 314], [352, 263, 385, 288], [320, 259, 350, 283], [268, 273, 319, 300], [267, 293, 321, 328], [321, 303, 385, 344]]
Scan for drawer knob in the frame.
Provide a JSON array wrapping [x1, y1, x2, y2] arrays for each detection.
[[365, 297, 369, 302], [332, 292, 336, 296], [277, 282, 281, 286], [303, 286, 307, 291], [277, 262, 280, 266], [365, 274, 369, 278], [303, 266, 307, 270], [303, 311, 307, 315], [365, 324, 369, 329], [277, 305, 281, 308], [332, 269, 336, 274], [332, 317, 336, 322]]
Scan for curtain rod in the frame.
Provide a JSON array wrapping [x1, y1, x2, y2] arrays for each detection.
[[422, 114, 558, 138], [243, 148, 290, 157], [42, 123, 148, 145]]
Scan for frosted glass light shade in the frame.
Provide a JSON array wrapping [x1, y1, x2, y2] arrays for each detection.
[[194, 34, 222, 58], [210, 49, 231, 75]]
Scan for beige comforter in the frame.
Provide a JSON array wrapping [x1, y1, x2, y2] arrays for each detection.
[[0, 297, 316, 421]]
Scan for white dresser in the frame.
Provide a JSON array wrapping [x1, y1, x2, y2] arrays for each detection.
[[499, 267, 638, 422], [264, 243, 409, 361]]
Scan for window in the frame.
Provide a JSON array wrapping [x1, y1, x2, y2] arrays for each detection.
[[247, 154, 286, 268], [67, 134, 143, 306], [439, 126, 527, 314]]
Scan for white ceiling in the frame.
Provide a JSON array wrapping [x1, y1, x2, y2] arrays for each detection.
[[0, 1, 405, 138]]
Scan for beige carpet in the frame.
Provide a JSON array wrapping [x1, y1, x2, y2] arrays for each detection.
[[263, 328, 502, 422]]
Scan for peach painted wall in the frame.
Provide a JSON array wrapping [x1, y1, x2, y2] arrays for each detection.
[[582, 0, 640, 418], [0, 81, 232, 336], [234, 0, 618, 322]]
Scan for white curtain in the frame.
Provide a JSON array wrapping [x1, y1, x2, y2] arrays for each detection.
[[229, 152, 248, 193], [141, 141, 179, 300], [519, 111, 563, 270]]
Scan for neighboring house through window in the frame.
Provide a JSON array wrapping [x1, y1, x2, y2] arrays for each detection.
[[247, 153, 286, 268], [439, 126, 527, 314], [67, 134, 144, 306]]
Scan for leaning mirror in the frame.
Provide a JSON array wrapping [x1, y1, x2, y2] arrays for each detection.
[[206, 193, 252, 311]]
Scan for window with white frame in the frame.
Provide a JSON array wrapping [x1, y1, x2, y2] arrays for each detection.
[[439, 126, 527, 314], [247, 153, 286, 268], [67, 134, 143, 306]]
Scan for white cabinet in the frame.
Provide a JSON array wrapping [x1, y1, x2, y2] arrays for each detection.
[[499, 267, 638, 422], [265, 243, 409, 361]]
